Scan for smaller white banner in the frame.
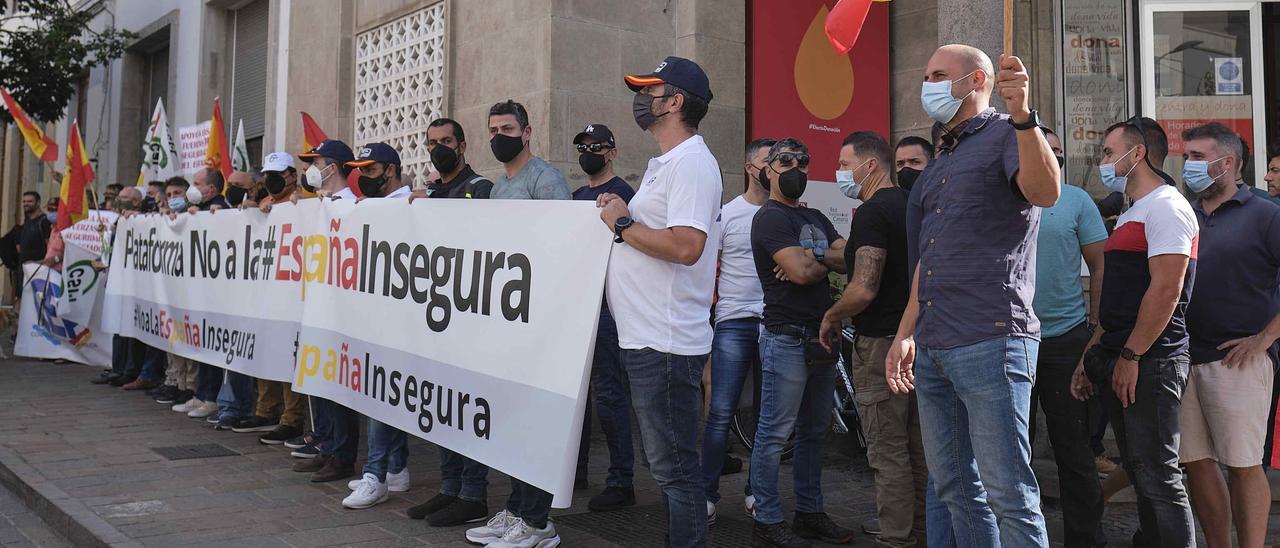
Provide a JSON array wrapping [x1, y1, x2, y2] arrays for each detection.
[[178, 121, 213, 176], [15, 264, 112, 366]]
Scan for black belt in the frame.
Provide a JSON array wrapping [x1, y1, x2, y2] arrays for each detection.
[[766, 324, 817, 338]]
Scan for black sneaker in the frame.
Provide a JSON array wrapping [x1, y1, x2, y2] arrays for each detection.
[[259, 424, 303, 445], [426, 498, 489, 527], [723, 453, 744, 475], [753, 521, 811, 548], [792, 512, 853, 544], [153, 385, 181, 404], [91, 372, 121, 385], [171, 390, 195, 405], [407, 493, 457, 520], [861, 517, 880, 536], [284, 433, 315, 450], [574, 476, 589, 490], [145, 384, 167, 397], [587, 485, 636, 512], [231, 416, 279, 433], [108, 375, 136, 387]]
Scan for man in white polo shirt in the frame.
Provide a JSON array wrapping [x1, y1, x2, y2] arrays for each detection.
[[598, 55, 722, 548]]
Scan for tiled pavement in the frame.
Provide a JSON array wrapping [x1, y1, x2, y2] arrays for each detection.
[[0, 353, 1278, 546]]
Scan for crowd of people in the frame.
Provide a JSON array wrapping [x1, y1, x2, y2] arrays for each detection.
[[8, 44, 1280, 548]]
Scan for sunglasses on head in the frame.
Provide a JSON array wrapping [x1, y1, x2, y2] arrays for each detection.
[[575, 143, 613, 154], [771, 151, 810, 169]]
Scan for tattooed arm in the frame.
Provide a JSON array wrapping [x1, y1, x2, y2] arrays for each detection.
[[819, 246, 887, 350]]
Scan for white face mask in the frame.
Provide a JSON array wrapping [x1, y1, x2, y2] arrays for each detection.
[[185, 185, 203, 206], [305, 164, 330, 192]]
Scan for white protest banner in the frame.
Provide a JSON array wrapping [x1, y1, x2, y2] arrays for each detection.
[[103, 200, 610, 507], [138, 99, 178, 185], [57, 241, 107, 325], [58, 210, 118, 256], [177, 121, 212, 175], [15, 264, 112, 366]]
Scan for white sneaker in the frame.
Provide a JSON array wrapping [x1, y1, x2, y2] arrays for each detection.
[[488, 517, 560, 548], [744, 495, 756, 517], [171, 398, 201, 413], [347, 479, 361, 491], [341, 473, 388, 509], [186, 400, 219, 419], [386, 467, 410, 492], [466, 509, 516, 545], [707, 500, 718, 525]]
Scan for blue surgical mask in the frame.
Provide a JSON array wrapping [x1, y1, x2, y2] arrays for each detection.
[[45, 212, 56, 223], [1098, 146, 1138, 193], [836, 158, 872, 199], [920, 71, 976, 124], [168, 197, 187, 211], [1182, 157, 1227, 193]]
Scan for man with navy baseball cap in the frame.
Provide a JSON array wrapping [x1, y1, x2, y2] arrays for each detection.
[[598, 55, 720, 548], [346, 143, 409, 199], [298, 139, 356, 197]]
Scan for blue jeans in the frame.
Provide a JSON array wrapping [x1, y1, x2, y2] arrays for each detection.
[[702, 318, 759, 504], [750, 329, 836, 524], [195, 363, 222, 402], [362, 419, 407, 481], [111, 335, 131, 375], [217, 371, 255, 421], [506, 480, 553, 529], [926, 476, 956, 548], [120, 338, 165, 381], [915, 336, 1047, 547], [1103, 353, 1193, 547], [314, 399, 361, 464], [440, 448, 489, 502], [621, 348, 707, 548], [576, 308, 635, 488]]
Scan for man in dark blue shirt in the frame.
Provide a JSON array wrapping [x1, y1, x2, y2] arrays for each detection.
[[568, 124, 637, 513], [1179, 123, 1280, 548], [889, 44, 1061, 546]]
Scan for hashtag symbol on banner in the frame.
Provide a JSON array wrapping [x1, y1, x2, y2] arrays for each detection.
[[262, 226, 277, 278]]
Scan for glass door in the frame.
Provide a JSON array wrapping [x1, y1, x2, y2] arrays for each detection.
[[1140, 1, 1266, 187]]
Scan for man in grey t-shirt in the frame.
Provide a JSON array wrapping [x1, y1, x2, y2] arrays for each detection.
[[464, 100, 571, 548]]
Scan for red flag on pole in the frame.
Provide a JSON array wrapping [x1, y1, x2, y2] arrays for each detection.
[[824, 0, 889, 55], [300, 112, 362, 198], [57, 121, 93, 232], [205, 97, 232, 179], [0, 87, 59, 162]]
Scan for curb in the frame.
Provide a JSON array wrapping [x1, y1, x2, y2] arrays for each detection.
[[0, 446, 143, 548]]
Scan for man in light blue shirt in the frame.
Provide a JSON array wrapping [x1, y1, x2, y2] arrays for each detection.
[[487, 100, 571, 201], [1031, 128, 1109, 548]]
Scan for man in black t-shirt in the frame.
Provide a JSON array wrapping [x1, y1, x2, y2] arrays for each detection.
[[748, 138, 853, 547], [417, 117, 492, 200], [820, 131, 923, 547]]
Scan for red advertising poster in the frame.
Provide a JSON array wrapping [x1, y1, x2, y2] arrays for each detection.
[[750, 0, 889, 233]]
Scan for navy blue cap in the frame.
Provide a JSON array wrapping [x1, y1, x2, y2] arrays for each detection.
[[347, 142, 401, 167], [625, 56, 713, 102], [573, 124, 616, 147], [299, 139, 355, 165]]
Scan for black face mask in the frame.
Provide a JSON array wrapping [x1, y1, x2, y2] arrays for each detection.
[[358, 172, 388, 198], [490, 134, 525, 163], [776, 168, 808, 199], [431, 144, 461, 174], [1056, 155, 1066, 168], [896, 167, 922, 191], [225, 186, 247, 207], [264, 173, 288, 195], [579, 152, 607, 176], [632, 93, 667, 131]]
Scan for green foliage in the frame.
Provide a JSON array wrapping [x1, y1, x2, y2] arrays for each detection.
[[0, 0, 137, 123]]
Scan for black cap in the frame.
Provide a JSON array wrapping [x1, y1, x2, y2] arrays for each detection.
[[573, 124, 616, 147], [624, 56, 713, 102], [346, 142, 401, 167], [299, 139, 355, 165]]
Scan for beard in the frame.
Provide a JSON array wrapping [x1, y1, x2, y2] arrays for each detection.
[[1198, 177, 1233, 200]]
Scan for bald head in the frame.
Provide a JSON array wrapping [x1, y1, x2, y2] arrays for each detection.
[[929, 45, 994, 94], [118, 187, 142, 201]]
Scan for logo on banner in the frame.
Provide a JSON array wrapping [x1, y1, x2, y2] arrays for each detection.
[[62, 259, 100, 305], [31, 275, 93, 348]]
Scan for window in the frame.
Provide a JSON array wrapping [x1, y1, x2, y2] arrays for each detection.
[[353, 2, 446, 182], [231, 0, 269, 143]]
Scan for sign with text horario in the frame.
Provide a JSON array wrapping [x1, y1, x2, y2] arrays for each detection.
[[102, 199, 612, 507]]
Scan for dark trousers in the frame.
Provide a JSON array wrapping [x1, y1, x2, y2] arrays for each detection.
[[313, 397, 361, 464], [1031, 323, 1105, 547], [506, 479, 553, 529], [576, 307, 635, 488], [195, 363, 222, 402], [440, 448, 490, 502], [1104, 353, 1194, 548], [110, 335, 131, 375]]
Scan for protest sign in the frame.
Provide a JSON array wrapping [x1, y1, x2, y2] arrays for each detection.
[[103, 199, 611, 506], [15, 264, 112, 366], [177, 121, 212, 175]]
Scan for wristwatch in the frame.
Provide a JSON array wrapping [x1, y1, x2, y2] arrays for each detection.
[[813, 246, 825, 263], [1119, 347, 1143, 362], [1009, 109, 1041, 131], [613, 216, 633, 243]]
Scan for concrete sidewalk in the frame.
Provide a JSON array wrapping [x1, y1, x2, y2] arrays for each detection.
[[0, 354, 1275, 546]]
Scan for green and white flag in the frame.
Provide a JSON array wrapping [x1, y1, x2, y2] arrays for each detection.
[[136, 98, 177, 186], [232, 119, 251, 172]]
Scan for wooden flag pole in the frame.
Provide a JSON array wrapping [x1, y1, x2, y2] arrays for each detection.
[[1003, 0, 1014, 55]]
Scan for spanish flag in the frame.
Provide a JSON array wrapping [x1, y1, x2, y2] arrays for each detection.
[[825, 0, 890, 54], [205, 97, 232, 179], [57, 121, 93, 232], [301, 112, 328, 151], [0, 87, 59, 162]]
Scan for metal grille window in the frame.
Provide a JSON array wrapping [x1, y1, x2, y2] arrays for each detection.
[[231, 0, 269, 140], [353, 2, 445, 181]]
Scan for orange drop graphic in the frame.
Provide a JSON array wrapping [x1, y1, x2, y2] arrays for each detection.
[[794, 5, 855, 121]]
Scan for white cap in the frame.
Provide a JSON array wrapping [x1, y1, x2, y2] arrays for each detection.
[[262, 151, 295, 173]]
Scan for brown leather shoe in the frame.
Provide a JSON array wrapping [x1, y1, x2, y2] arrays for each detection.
[[122, 378, 159, 391], [311, 457, 355, 483], [293, 454, 330, 473]]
